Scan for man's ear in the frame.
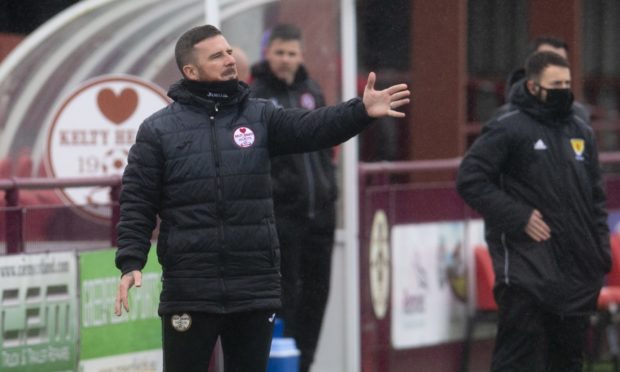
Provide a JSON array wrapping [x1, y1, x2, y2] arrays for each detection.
[[183, 65, 199, 81], [526, 80, 538, 95]]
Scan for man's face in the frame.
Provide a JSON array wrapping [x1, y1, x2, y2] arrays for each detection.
[[184, 35, 238, 82], [536, 44, 568, 60], [265, 39, 303, 85], [529, 65, 571, 101]]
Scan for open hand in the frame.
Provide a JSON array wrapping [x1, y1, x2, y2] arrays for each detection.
[[362, 72, 411, 118], [114, 270, 142, 316]]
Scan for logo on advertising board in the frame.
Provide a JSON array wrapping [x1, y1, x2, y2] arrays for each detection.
[[45, 75, 170, 220], [79, 248, 162, 371], [390, 222, 467, 349], [0, 252, 78, 372]]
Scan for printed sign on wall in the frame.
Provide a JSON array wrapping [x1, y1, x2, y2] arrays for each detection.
[[0, 252, 78, 371], [391, 222, 468, 349], [79, 248, 162, 372], [45, 75, 169, 220]]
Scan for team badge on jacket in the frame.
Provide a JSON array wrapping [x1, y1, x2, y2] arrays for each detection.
[[171, 313, 192, 332], [570, 138, 585, 161], [300, 93, 316, 110], [233, 127, 255, 148]]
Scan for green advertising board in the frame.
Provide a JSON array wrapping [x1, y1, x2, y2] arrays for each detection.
[[0, 252, 78, 372], [79, 247, 162, 371]]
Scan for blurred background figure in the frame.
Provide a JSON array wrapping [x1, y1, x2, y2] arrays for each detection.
[[232, 46, 251, 83], [250, 23, 337, 372]]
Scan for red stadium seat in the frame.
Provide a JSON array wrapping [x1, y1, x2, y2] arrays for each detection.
[[460, 245, 497, 372], [587, 235, 620, 372]]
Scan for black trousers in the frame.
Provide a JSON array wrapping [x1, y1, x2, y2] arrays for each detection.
[[491, 285, 589, 372], [276, 216, 334, 372], [162, 310, 275, 372]]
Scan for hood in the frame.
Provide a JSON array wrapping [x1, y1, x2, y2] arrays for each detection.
[[167, 79, 250, 111], [504, 67, 526, 98], [508, 78, 573, 126], [250, 60, 309, 89]]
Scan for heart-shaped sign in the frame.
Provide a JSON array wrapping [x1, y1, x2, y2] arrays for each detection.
[[97, 88, 138, 124]]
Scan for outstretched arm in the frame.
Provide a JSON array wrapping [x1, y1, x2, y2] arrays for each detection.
[[362, 72, 410, 118], [266, 72, 411, 156]]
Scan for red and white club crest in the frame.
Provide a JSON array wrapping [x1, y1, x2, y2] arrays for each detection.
[[233, 126, 255, 148], [300, 93, 316, 110]]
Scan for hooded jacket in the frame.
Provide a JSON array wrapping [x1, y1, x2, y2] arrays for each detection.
[[115, 80, 372, 315], [457, 80, 611, 315], [494, 68, 590, 123], [250, 61, 337, 225]]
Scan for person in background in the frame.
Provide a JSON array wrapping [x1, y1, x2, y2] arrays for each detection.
[[497, 36, 589, 122], [249, 23, 337, 372], [457, 51, 610, 372], [114, 24, 410, 372], [232, 46, 250, 83]]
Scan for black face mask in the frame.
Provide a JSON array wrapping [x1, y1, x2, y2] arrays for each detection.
[[536, 85, 574, 116]]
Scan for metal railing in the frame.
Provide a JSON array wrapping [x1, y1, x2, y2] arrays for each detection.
[[359, 152, 620, 178], [0, 175, 121, 254]]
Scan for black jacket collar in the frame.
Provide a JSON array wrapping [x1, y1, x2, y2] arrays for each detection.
[[167, 79, 250, 113], [508, 79, 573, 126]]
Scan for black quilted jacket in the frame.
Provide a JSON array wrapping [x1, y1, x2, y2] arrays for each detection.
[[457, 81, 610, 315], [115, 80, 371, 315]]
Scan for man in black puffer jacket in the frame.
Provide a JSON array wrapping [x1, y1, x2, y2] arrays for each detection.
[[113, 25, 410, 372], [457, 51, 610, 372], [494, 36, 589, 123], [250, 24, 337, 372]]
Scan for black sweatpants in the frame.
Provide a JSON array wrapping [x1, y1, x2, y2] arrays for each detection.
[[276, 216, 334, 372], [162, 310, 275, 372], [491, 285, 589, 372]]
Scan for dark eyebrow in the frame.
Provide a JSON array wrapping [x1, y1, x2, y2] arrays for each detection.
[[209, 51, 223, 60]]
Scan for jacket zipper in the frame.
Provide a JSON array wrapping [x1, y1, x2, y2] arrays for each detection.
[[554, 126, 570, 318], [209, 104, 227, 305], [303, 154, 316, 219], [265, 218, 276, 266], [501, 232, 510, 285]]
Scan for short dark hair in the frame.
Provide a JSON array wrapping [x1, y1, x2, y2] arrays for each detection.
[[525, 51, 570, 81], [268, 24, 303, 45], [528, 36, 569, 55], [175, 25, 222, 74]]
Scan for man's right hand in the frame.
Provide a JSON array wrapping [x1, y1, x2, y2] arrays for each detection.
[[114, 270, 142, 316], [362, 72, 410, 118], [524, 209, 551, 242]]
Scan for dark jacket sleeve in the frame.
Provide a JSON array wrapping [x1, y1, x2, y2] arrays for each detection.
[[456, 120, 533, 233], [115, 121, 163, 275], [587, 130, 612, 272], [265, 98, 373, 156]]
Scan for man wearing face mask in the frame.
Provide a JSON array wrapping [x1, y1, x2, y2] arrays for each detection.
[[457, 51, 611, 372], [494, 36, 589, 123]]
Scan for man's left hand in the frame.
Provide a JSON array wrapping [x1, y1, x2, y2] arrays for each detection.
[[362, 72, 410, 118]]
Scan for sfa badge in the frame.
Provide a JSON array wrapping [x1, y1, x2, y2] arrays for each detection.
[[570, 138, 585, 161]]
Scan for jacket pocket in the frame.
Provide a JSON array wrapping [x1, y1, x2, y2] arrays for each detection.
[[156, 225, 172, 267], [264, 217, 279, 267]]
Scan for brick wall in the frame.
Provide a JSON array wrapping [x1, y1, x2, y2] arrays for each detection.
[[0, 33, 24, 62]]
